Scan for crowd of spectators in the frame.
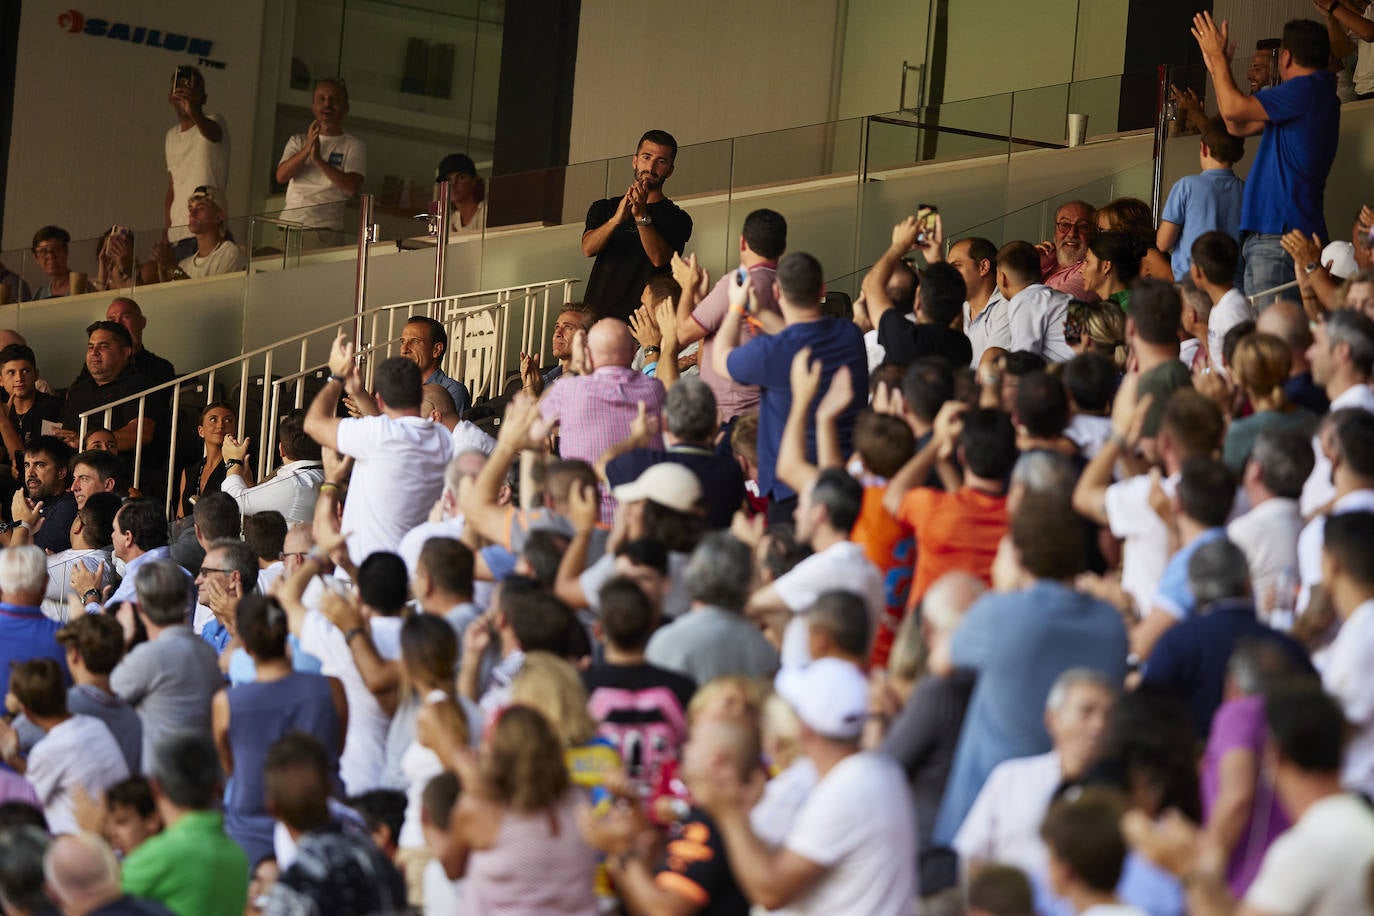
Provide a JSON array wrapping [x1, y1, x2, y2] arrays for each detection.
[[3, 10, 1374, 916]]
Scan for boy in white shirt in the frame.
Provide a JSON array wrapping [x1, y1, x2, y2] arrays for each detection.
[[1041, 790, 1146, 916], [1190, 231, 1252, 374]]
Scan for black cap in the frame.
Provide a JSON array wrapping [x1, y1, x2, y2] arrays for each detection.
[[435, 153, 477, 182]]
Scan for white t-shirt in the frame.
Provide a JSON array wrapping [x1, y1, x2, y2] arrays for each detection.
[[1244, 793, 1374, 916], [1320, 599, 1374, 796], [335, 414, 453, 566], [1081, 906, 1147, 916], [399, 739, 445, 849], [1065, 414, 1112, 462], [1228, 497, 1303, 616], [954, 751, 1061, 878], [1007, 283, 1074, 363], [451, 420, 496, 455], [1301, 383, 1374, 517], [450, 200, 487, 236], [299, 609, 403, 794], [750, 756, 818, 847], [279, 132, 367, 230], [1297, 489, 1374, 613], [1104, 473, 1178, 615], [27, 715, 131, 835], [1207, 288, 1254, 374], [773, 541, 885, 669], [165, 115, 230, 243], [178, 238, 246, 278], [423, 858, 465, 915], [1354, 6, 1374, 95], [776, 751, 917, 916]]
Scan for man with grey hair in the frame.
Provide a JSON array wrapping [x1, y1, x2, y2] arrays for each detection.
[[45, 832, 171, 916], [953, 668, 1116, 884], [110, 559, 223, 773], [0, 544, 66, 698], [195, 538, 259, 656], [1140, 537, 1312, 736], [1227, 425, 1314, 610], [645, 531, 778, 683], [602, 376, 745, 529], [0, 826, 51, 916], [1301, 308, 1374, 515]]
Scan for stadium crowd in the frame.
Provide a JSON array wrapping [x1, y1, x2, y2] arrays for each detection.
[[2, 9, 1374, 916]]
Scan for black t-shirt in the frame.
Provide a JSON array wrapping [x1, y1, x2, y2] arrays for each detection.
[[582, 662, 696, 784], [134, 348, 177, 386], [652, 807, 751, 916], [33, 490, 77, 553], [6, 391, 63, 451], [60, 366, 170, 473], [605, 446, 746, 529], [583, 196, 692, 322], [877, 311, 973, 368]]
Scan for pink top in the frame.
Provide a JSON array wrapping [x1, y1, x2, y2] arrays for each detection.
[[464, 793, 600, 915], [1043, 259, 1098, 302], [691, 263, 780, 423]]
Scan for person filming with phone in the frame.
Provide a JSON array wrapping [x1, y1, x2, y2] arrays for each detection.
[[163, 66, 229, 263], [276, 78, 367, 237]]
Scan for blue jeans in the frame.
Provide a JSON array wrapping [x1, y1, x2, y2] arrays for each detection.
[[1242, 232, 1296, 311]]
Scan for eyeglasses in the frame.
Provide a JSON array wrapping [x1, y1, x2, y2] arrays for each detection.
[[1055, 220, 1093, 235], [33, 246, 66, 258], [280, 552, 309, 561], [197, 566, 234, 576]]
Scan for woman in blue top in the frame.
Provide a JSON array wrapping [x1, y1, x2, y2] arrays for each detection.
[[212, 594, 346, 864]]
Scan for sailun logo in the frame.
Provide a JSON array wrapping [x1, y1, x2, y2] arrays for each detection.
[[57, 10, 218, 62]]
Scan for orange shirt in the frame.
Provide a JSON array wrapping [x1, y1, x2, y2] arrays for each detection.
[[851, 486, 915, 668], [897, 486, 1008, 612]]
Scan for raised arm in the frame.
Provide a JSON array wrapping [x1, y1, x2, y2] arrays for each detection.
[[713, 272, 754, 381], [595, 402, 652, 483], [862, 216, 924, 327], [1192, 13, 1269, 135], [670, 253, 711, 347], [1072, 374, 1151, 526], [459, 394, 541, 545], [777, 348, 824, 496], [552, 482, 600, 610], [883, 401, 966, 517], [303, 329, 354, 451]]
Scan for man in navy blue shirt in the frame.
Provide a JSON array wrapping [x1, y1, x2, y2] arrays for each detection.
[[1192, 13, 1339, 307], [714, 252, 868, 521]]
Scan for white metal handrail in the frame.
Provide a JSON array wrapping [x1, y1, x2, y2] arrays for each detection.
[[1247, 279, 1301, 307], [78, 278, 577, 517]]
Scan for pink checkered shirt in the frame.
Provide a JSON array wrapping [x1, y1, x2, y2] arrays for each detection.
[[540, 365, 666, 520]]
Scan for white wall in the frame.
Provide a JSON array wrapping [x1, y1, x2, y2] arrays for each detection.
[[3, 1, 267, 250], [568, 0, 844, 163]]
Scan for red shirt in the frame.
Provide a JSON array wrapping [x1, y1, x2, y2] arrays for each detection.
[[897, 486, 1008, 612]]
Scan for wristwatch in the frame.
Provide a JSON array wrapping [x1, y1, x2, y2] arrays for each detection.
[[1305, 261, 1321, 273], [224, 458, 244, 469], [635, 215, 652, 226], [82, 588, 100, 603], [344, 627, 367, 645]]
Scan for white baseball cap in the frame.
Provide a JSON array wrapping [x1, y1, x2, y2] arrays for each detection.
[[610, 462, 702, 513], [1322, 241, 1358, 281], [774, 658, 869, 741]]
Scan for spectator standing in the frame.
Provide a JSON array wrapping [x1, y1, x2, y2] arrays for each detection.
[[1158, 118, 1246, 282], [275, 79, 366, 234], [865, 215, 973, 368], [219, 411, 323, 527], [581, 130, 693, 321], [1317, 511, 1374, 797], [950, 237, 1009, 368], [1192, 14, 1339, 305], [1190, 231, 1252, 374], [10, 436, 77, 554], [1301, 308, 1374, 515], [163, 66, 228, 254], [520, 302, 598, 395], [1226, 426, 1314, 610], [55, 614, 143, 776], [998, 242, 1075, 362], [1258, 298, 1330, 414]]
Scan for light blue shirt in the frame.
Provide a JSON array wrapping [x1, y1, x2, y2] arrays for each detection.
[[1151, 527, 1229, 621], [1161, 168, 1245, 281], [87, 547, 196, 617], [426, 367, 470, 415]]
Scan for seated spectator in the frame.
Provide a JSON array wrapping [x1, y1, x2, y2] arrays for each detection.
[[1094, 197, 1172, 281], [181, 492, 240, 617], [967, 865, 1035, 916], [885, 405, 1018, 613], [932, 493, 1128, 847], [44, 832, 176, 916], [420, 384, 495, 455], [55, 614, 142, 775], [602, 378, 746, 529], [0, 544, 67, 698], [1318, 511, 1374, 797], [998, 241, 1074, 362], [1062, 352, 1118, 460], [1212, 332, 1316, 474], [214, 594, 345, 867], [151, 186, 245, 281], [110, 557, 222, 772], [102, 776, 163, 859], [1226, 426, 1314, 615], [31, 226, 96, 300], [1299, 409, 1374, 615], [104, 298, 177, 387], [1178, 278, 1213, 371], [400, 316, 470, 415], [1256, 298, 1328, 414], [0, 260, 32, 303], [420, 704, 600, 912], [1080, 231, 1143, 312], [83, 427, 119, 452], [519, 301, 598, 396], [93, 223, 146, 292], [583, 577, 696, 791], [1141, 538, 1311, 736], [59, 322, 165, 460], [646, 532, 779, 684], [196, 538, 260, 655], [693, 657, 918, 913], [0, 825, 52, 915], [1038, 201, 1097, 301], [3, 436, 77, 558], [219, 410, 323, 527], [1065, 300, 1127, 370], [1301, 309, 1374, 516], [1157, 116, 1246, 282], [1040, 789, 1141, 916], [0, 344, 63, 470], [436, 152, 486, 234], [177, 403, 250, 520], [243, 511, 287, 593], [120, 733, 248, 916], [0, 658, 130, 834], [954, 669, 1117, 883]]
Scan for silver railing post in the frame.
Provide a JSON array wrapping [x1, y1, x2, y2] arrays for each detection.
[[434, 180, 451, 320], [354, 194, 374, 343], [1151, 64, 1168, 222]]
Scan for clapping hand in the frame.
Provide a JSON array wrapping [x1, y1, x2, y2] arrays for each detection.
[[567, 480, 600, 534], [816, 365, 854, 422], [1191, 12, 1231, 64], [628, 306, 662, 350], [327, 328, 356, 377], [670, 252, 710, 300]]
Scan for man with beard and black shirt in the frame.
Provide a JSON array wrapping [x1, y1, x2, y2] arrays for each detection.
[[2, 435, 78, 553], [581, 130, 693, 322], [0, 344, 63, 504]]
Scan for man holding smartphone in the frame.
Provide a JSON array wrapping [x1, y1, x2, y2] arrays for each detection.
[[164, 66, 229, 262]]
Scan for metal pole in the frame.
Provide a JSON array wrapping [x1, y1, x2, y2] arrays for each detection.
[[354, 194, 373, 343], [434, 179, 451, 319], [1151, 64, 1167, 222]]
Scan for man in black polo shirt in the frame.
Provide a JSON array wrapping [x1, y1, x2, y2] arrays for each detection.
[[60, 322, 168, 477], [581, 129, 693, 322]]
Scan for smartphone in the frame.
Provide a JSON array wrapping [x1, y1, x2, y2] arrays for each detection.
[[915, 204, 939, 245], [171, 66, 196, 92]]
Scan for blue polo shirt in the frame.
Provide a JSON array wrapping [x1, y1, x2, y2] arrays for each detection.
[[1161, 168, 1244, 280], [725, 317, 868, 500], [1141, 598, 1313, 736], [1241, 70, 1340, 238], [1151, 528, 1229, 621], [0, 603, 68, 698]]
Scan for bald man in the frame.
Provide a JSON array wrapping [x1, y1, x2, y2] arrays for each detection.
[[1257, 298, 1329, 414], [421, 382, 495, 455], [104, 298, 176, 385], [538, 317, 666, 519], [45, 832, 175, 915]]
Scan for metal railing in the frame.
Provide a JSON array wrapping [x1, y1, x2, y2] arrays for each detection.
[[77, 277, 577, 517]]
